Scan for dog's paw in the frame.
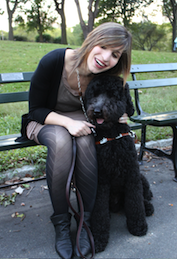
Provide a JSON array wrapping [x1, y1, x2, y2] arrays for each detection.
[[127, 219, 148, 236], [95, 242, 108, 253], [145, 189, 153, 201], [144, 200, 154, 216]]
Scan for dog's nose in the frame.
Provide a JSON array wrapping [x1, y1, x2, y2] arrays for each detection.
[[94, 108, 102, 117]]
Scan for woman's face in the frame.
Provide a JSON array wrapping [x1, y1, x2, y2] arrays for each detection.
[[87, 45, 123, 74]]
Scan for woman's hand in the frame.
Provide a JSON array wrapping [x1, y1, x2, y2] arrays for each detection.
[[45, 112, 95, 137], [66, 120, 95, 137], [119, 113, 128, 124]]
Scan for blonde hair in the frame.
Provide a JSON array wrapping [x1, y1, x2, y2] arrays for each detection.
[[72, 22, 132, 85]]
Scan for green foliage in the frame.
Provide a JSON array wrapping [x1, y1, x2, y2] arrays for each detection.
[[128, 21, 166, 51], [14, 35, 28, 41], [35, 33, 53, 43], [97, 0, 153, 26], [67, 24, 84, 46], [0, 192, 17, 207], [17, 0, 57, 42], [0, 146, 47, 173], [53, 36, 61, 44]]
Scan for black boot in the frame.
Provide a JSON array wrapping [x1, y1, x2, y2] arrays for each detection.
[[74, 212, 92, 257], [51, 213, 73, 259]]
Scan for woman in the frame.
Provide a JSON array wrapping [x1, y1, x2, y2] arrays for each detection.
[[22, 22, 132, 259]]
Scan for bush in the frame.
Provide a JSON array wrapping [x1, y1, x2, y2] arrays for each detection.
[[53, 36, 61, 43], [14, 35, 28, 41], [35, 34, 53, 43]]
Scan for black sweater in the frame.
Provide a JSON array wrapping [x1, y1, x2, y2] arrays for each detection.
[[29, 48, 66, 124], [19, 48, 66, 139]]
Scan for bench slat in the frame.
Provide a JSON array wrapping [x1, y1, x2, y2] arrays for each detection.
[[130, 63, 177, 73], [0, 91, 29, 104], [131, 111, 177, 126], [0, 72, 33, 83], [128, 78, 177, 89], [0, 135, 37, 151]]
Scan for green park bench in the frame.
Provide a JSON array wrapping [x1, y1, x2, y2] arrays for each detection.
[[129, 63, 177, 182], [0, 72, 37, 152], [0, 63, 177, 183]]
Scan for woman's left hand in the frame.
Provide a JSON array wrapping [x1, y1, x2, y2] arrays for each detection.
[[119, 113, 128, 124]]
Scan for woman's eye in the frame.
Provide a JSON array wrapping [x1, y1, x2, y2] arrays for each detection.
[[112, 52, 118, 58], [101, 46, 106, 49]]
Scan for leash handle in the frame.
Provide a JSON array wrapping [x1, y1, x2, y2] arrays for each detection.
[[66, 137, 95, 259]]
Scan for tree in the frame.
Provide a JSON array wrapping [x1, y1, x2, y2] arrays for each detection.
[[67, 24, 84, 45], [53, 0, 67, 44], [24, 0, 57, 42], [74, 0, 100, 39], [162, 0, 177, 51], [98, 0, 153, 27], [5, 0, 27, 40], [129, 21, 166, 51]]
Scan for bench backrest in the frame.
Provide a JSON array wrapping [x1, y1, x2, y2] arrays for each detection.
[[128, 63, 177, 115], [130, 63, 177, 73], [0, 72, 33, 104], [128, 63, 177, 89], [1, 63, 177, 103]]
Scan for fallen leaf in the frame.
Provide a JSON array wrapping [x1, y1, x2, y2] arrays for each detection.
[[21, 177, 33, 182], [22, 184, 31, 189], [15, 186, 24, 195], [41, 185, 48, 190], [16, 213, 25, 218]]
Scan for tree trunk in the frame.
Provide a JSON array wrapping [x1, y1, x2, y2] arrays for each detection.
[[53, 0, 67, 44], [8, 12, 13, 40], [6, 0, 19, 41], [172, 9, 177, 52], [74, 0, 88, 39], [74, 0, 100, 39], [60, 13, 67, 44]]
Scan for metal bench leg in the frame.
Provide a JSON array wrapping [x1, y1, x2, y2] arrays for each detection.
[[171, 124, 177, 182], [138, 125, 147, 164]]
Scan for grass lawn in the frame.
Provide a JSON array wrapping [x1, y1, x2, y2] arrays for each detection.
[[0, 41, 177, 173]]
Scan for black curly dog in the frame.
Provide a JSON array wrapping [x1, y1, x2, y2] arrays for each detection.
[[84, 75, 154, 253]]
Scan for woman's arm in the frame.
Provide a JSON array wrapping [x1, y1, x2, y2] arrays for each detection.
[[29, 49, 66, 124], [45, 112, 95, 137]]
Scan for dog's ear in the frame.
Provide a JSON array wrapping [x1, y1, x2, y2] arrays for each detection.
[[124, 83, 135, 117]]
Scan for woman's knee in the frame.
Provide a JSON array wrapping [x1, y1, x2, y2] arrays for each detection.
[[38, 125, 72, 149], [76, 134, 95, 150]]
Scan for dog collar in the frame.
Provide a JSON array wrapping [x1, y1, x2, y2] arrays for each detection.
[[95, 131, 135, 145]]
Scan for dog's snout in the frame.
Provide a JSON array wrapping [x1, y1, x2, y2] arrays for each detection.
[[94, 107, 102, 117]]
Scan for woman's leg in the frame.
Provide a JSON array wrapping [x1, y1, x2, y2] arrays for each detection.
[[37, 124, 73, 215], [75, 134, 98, 212], [38, 124, 74, 259], [74, 135, 98, 257]]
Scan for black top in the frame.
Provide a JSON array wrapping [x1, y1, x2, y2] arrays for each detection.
[[29, 48, 66, 124], [18, 48, 66, 140]]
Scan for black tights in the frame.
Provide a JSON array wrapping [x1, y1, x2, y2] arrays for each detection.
[[37, 125, 98, 215]]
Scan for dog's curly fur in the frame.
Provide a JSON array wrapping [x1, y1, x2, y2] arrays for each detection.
[[84, 75, 154, 253]]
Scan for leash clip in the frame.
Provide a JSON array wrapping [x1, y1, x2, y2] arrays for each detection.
[[91, 127, 97, 136], [115, 134, 123, 140], [100, 137, 108, 144], [129, 131, 136, 138]]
